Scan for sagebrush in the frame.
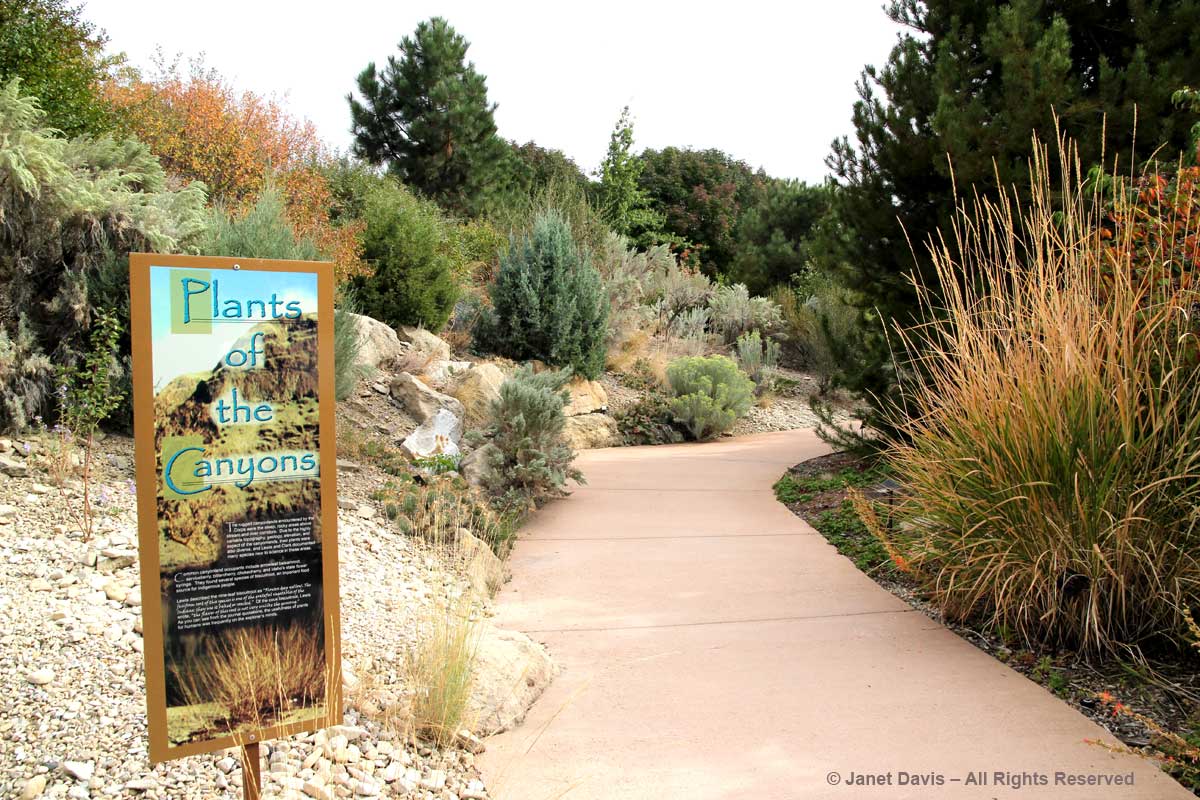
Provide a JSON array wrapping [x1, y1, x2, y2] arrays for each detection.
[[666, 355, 754, 440]]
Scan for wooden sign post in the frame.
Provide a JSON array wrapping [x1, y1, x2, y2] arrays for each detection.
[[129, 254, 341, 791]]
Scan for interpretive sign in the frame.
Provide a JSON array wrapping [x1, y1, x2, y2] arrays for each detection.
[[129, 254, 341, 762]]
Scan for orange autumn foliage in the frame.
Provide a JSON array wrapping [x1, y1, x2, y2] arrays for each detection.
[[104, 59, 365, 281]]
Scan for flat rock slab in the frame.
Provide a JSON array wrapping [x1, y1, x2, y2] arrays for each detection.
[[479, 430, 1192, 800]]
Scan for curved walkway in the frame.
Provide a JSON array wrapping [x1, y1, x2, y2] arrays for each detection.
[[479, 430, 1190, 799]]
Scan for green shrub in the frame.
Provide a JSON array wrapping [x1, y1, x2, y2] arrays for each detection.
[[862, 143, 1200, 656], [351, 180, 462, 331], [200, 186, 322, 260], [475, 210, 608, 379], [476, 365, 583, 508], [734, 330, 780, 391], [665, 355, 754, 440], [707, 283, 782, 344], [0, 80, 208, 431], [333, 300, 365, 401]]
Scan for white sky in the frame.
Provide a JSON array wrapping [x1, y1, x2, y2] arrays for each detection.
[[81, 1, 904, 184]]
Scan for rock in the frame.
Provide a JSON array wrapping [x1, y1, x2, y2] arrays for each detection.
[[390, 373, 464, 423], [351, 778, 380, 796], [124, 779, 158, 792], [419, 770, 446, 791], [401, 408, 463, 459], [459, 443, 501, 489], [0, 454, 28, 477], [26, 668, 54, 686], [563, 377, 608, 416], [423, 360, 473, 385], [354, 504, 375, 520], [336, 459, 362, 473], [61, 761, 94, 782], [303, 780, 332, 800], [328, 724, 368, 742], [563, 414, 619, 450], [455, 730, 485, 754], [20, 775, 47, 798], [447, 364, 506, 425], [103, 582, 128, 603], [349, 313, 406, 371], [467, 624, 557, 736], [459, 529, 506, 598], [397, 326, 451, 368]]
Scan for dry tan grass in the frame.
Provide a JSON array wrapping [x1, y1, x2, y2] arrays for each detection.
[[863, 133, 1200, 655], [404, 594, 480, 747], [605, 328, 654, 374]]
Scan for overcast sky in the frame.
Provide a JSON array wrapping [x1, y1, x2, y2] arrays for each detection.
[[81, 1, 904, 184]]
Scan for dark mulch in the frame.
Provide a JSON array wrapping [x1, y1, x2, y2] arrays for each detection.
[[777, 451, 1200, 795]]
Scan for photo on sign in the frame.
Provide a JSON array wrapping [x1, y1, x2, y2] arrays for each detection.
[[148, 265, 329, 748]]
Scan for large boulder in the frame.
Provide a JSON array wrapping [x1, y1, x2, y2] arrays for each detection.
[[467, 624, 557, 736], [447, 364, 507, 425], [424, 360, 473, 386], [458, 528, 507, 598], [400, 408, 463, 458], [390, 373, 464, 423], [349, 313, 406, 371], [397, 326, 451, 368], [460, 442, 501, 489], [563, 377, 608, 417], [563, 414, 619, 450]]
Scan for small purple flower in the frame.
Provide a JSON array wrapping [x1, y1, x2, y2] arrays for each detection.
[[126, 479, 137, 496]]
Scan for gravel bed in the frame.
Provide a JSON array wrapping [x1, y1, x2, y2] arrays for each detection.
[[0, 434, 492, 800]]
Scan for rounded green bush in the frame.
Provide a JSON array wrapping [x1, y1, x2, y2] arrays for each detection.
[[665, 355, 754, 440]]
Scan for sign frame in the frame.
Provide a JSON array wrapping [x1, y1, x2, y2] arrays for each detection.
[[129, 252, 342, 763]]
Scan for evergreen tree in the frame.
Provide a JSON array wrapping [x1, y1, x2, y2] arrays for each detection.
[[595, 107, 663, 245], [731, 179, 830, 295], [475, 210, 608, 379], [348, 17, 515, 216], [818, 0, 1200, 434]]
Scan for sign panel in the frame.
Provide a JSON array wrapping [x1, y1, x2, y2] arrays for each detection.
[[130, 254, 341, 761]]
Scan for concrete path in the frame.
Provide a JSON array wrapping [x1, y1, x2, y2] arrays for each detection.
[[478, 430, 1191, 800]]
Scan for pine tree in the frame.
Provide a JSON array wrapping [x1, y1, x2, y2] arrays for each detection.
[[818, 0, 1200, 434], [348, 17, 515, 216]]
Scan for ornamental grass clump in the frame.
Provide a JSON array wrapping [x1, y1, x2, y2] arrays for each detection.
[[666, 355, 754, 440], [864, 136, 1200, 657]]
